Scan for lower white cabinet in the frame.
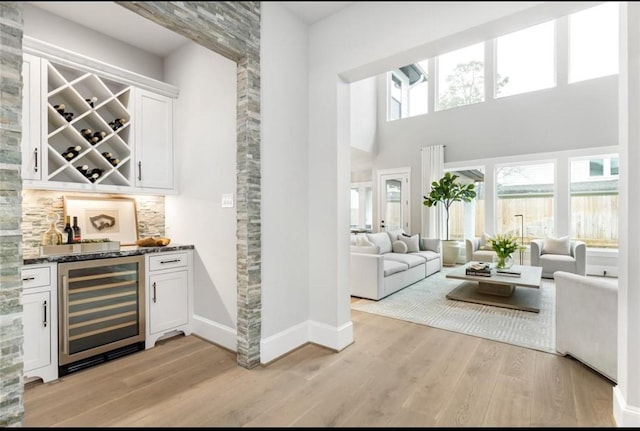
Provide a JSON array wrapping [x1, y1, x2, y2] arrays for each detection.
[[21, 263, 58, 383], [145, 250, 193, 349]]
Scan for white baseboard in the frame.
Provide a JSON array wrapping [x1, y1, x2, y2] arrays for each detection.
[[260, 319, 354, 365], [586, 265, 619, 278], [191, 314, 237, 352], [614, 386, 640, 426]]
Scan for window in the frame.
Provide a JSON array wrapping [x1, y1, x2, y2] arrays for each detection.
[[388, 61, 428, 121], [496, 162, 555, 243], [589, 159, 604, 177], [495, 21, 555, 98], [436, 42, 484, 111], [390, 74, 402, 121], [569, 2, 619, 83], [570, 154, 619, 248], [350, 182, 372, 231]]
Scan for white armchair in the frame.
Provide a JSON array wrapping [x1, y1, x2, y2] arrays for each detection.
[[465, 235, 497, 263], [555, 271, 617, 382], [530, 237, 586, 279]]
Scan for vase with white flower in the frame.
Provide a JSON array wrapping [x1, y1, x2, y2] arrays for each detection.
[[488, 232, 524, 269]]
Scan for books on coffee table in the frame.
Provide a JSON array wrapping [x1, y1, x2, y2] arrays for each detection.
[[496, 267, 522, 277], [465, 262, 493, 277]]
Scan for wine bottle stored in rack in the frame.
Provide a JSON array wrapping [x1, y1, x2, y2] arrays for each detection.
[[62, 145, 82, 161]]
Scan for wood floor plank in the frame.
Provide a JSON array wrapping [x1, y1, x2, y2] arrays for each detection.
[[568, 358, 617, 427], [22, 310, 617, 428], [482, 343, 536, 427], [434, 338, 505, 427], [531, 352, 578, 426]]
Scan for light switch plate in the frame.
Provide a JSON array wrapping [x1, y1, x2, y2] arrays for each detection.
[[221, 193, 234, 208]]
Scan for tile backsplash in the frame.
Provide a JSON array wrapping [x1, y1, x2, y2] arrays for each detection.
[[22, 190, 165, 257]]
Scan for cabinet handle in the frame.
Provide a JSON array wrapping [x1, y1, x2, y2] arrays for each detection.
[[22, 276, 35, 282], [43, 300, 47, 328], [34, 148, 38, 173], [153, 281, 157, 303], [160, 259, 180, 264], [138, 161, 142, 181], [61, 275, 69, 355]]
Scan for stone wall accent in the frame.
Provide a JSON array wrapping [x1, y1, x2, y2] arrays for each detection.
[[21, 190, 165, 257], [0, 2, 261, 425], [116, 1, 262, 369], [0, 2, 25, 427]]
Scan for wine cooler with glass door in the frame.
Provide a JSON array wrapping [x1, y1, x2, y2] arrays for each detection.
[[58, 255, 145, 375]]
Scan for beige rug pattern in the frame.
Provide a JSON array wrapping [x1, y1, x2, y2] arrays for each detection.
[[351, 266, 557, 354]]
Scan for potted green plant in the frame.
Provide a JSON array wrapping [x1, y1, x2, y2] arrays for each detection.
[[423, 171, 477, 265]]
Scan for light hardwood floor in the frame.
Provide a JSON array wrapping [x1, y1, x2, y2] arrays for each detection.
[[23, 310, 616, 427]]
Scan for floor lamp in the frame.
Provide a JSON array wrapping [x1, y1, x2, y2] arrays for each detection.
[[515, 214, 524, 264]]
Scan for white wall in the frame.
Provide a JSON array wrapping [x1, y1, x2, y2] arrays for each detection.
[[164, 42, 238, 351], [23, 3, 164, 81], [259, 3, 313, 362]]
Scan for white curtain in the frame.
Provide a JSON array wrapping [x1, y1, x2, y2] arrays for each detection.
[[421, 145, 445, 239]]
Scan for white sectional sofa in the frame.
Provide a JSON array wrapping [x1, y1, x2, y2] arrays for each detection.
[[350, 230, 442, 300]]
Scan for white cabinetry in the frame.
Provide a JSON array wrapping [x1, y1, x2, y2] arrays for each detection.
[[22, 39, 179, 194], [21, 263, 58, 383], [145, 250, 193, 349], [133, 89, 174, 190], [21, 53, 44, 181]]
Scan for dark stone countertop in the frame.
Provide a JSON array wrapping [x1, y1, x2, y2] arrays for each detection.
[[23, 244, 195, 265]]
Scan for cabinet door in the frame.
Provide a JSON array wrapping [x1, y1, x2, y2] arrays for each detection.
[[21, 53, 43, 181], [134, 88, 174, 190], [22, 290, 52, 372], [148, 270, 188, 335]]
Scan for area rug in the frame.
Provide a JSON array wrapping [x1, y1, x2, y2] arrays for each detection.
[[351, 266, 557, 354]]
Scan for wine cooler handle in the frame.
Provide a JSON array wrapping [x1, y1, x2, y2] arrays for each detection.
[[138, 161, 142, 181], [43, 300, 47, 328], [153, 282, 157, 303], [34, 148, 38, 173], [61, 275, 69, 355]]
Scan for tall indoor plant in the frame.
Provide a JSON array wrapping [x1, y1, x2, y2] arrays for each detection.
[[423, 171, 477, 265]]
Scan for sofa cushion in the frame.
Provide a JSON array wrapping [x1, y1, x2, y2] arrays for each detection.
[[392, 240, 408, 253], [367, 232, 392, 254], [412, 250, 440, 262], [472, 249, 497, 263], [385, 252, 425, 268], [542, 236, 570, 255], [398, 234, 420, 253], [383, 259, 409, 276]]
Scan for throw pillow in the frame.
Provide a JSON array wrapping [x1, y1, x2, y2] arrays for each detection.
[[421, 238, 441, 253], [479, 232, 494, 250], [387, 229, 405, 243], [351, 245, 381, 254], [542, 236, 571, 255], [367, 232, 392, 254], [356, 235, 375, 247], [392, 240, 408, 254], [398, 234, 420, 253]]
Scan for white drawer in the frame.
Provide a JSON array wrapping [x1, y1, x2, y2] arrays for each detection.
[[21, 266, 51, 289], [148, 252, 188, 272]]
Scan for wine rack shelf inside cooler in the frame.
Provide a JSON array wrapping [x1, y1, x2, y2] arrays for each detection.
[[46, 60, 132, 186], [59, 256, 145, 367]]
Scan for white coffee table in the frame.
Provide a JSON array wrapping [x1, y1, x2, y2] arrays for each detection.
[[445, 264, 543, 313]]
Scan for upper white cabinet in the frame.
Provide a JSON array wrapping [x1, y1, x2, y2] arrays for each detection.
[[21, 53, 43, 181], [133, 89, 174, 190], [21, 39, 179, 195]]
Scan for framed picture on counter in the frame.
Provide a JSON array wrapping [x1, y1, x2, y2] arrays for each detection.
[[63, 196, 138, 245]]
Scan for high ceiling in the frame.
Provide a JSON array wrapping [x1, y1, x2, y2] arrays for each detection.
[[28, 2, 356, 57]]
